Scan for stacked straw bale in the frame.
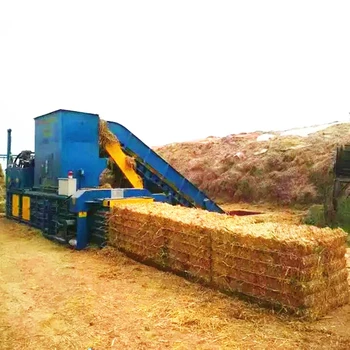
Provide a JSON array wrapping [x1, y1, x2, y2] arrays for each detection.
[[108, 202, 349, 319]]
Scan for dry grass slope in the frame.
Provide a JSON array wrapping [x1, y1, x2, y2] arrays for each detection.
[[157, 123, 350, 206]]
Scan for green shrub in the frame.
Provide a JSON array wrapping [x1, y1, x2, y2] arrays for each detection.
[[304, 205, 326, 227], [334, 197, 350, 233]]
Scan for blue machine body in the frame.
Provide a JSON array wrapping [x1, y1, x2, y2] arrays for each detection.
[[34, 110, 106, 189], [5, 109, 224, 250], [7, 167, 34, 189], [70, 188, 168, 213]]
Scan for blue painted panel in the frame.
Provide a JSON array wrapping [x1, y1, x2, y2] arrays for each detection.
[[70, 188, 154, 212], [152, 193, 170, 202], [34, 110, 107, 189], [34, 110, 62, 187], [76, 217, 88, 250], [122, 188, 152, 198], [61, 110, 106, 188], [7, 167, 34, 189], [70, 189, 113, 212]]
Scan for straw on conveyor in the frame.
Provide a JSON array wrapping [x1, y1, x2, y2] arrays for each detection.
[[108, 193, 349, 319], [99, 120, 119, 148], [125, 156, 137, 170], [99, 119, 137, 170]]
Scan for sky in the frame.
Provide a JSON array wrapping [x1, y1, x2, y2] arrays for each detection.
[[0, 0, 349, 158]]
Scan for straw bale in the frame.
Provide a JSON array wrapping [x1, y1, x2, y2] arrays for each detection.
[[212, 274, 302, 307], [213, 275, 349, 319], [108, 202, 349, 318], [303, 281, 350, 308], [167, 258, 211, 282], [212, 262, 348, 297], [112, 202, 346, 250], [210, 223, 346, 256], [211, 251, 346, 281], [212, 244, 346, 270], [109, 226, 166, 262], [167, 240, 210, 258]]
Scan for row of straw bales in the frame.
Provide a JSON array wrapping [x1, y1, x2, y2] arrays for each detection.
[[108, 202, 349, 319]]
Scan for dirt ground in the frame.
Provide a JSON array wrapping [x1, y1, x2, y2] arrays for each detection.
[[1, 218, 350, 350]]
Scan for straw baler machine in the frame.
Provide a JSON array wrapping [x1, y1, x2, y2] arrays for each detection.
[[5, 109, 224, 249]]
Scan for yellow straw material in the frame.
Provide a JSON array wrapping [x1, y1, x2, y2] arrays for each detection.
[[108, 202, 349, 319]]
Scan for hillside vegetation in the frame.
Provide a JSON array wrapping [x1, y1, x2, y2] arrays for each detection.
[[157, 122, 350, 206]]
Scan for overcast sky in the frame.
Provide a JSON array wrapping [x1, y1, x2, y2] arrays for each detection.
[[0, 0, 349, 157]]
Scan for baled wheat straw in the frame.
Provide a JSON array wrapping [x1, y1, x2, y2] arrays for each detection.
[[107, 201, 349, 319]]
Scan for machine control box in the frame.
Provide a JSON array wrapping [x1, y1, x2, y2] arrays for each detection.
[[58, 178, 77, 196]]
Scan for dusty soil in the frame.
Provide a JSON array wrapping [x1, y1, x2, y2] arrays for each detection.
[[1, 218, 350, 350]]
